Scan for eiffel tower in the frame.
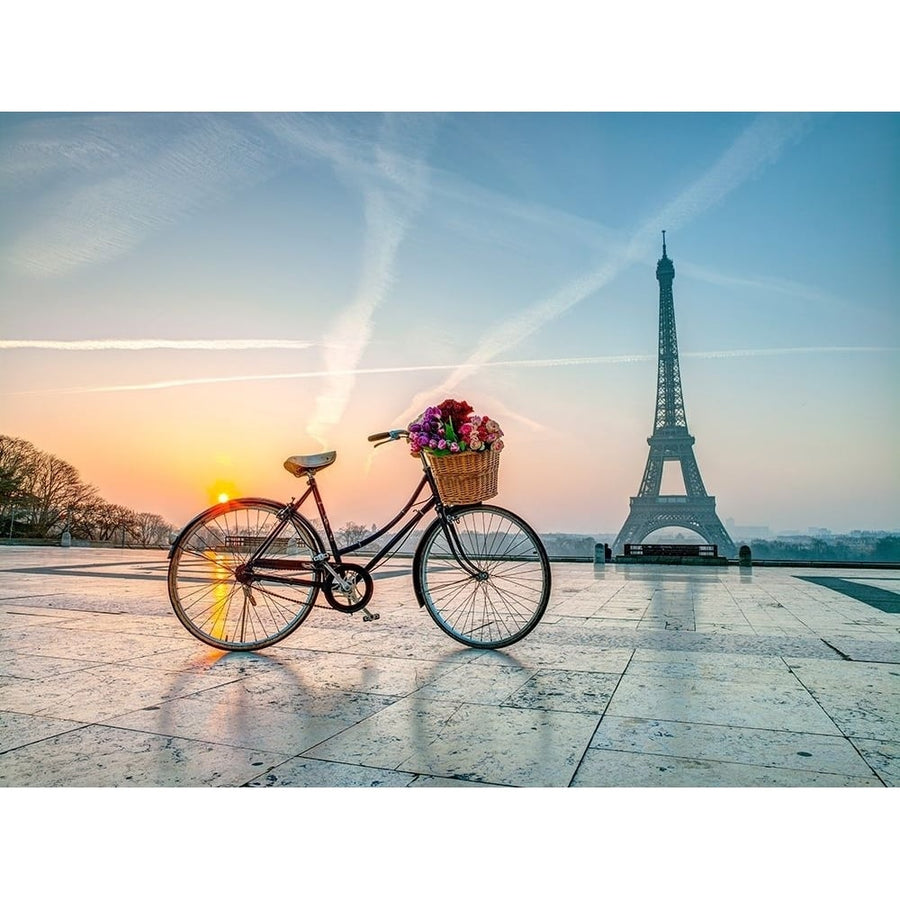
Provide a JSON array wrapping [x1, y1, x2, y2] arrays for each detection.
[[613, 233, 736, 557]]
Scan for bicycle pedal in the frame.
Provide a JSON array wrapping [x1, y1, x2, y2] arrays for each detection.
[[362, 611, 380, 622]]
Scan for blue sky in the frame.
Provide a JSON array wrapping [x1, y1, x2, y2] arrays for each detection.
[[2, 110, 897, 536]]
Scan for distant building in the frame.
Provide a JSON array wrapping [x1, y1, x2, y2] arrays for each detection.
[[726, 518, 771, 540]]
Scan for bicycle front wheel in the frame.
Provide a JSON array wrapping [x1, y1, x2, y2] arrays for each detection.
[[413, 505, 551, 649], [168, 498, 323, 651]]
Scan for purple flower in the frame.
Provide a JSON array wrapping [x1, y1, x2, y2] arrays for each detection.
[[408, 399, 504, 457]]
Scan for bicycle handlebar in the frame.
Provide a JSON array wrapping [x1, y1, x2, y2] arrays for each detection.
[[367, 429, 409, 444]]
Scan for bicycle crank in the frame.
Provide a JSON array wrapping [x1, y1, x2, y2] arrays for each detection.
[[322, 563, 374, 614]]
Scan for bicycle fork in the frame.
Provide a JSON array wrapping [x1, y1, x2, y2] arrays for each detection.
[[439, 512, 489, 581]]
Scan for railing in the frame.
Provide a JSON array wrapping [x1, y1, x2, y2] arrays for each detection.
[[624, 543, 718, 557], [222, 535, 294, 552]]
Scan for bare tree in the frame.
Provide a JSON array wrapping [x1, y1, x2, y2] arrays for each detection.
[[133, 511, 173, 548], [1, 434, 172, 545], [18, 451, 99, 537], [1, 436, 100, 537], [338, 521, 372, 546], [0, 436, 38, 536], [78, 501, 137, 543]]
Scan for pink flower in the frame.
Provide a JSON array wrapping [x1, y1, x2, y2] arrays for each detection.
[[407, 399, 503, 456]]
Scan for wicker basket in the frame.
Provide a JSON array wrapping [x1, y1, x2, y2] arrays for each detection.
[[427, 449, 500, 505]]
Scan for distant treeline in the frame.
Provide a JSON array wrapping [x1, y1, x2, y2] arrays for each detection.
[[1, 434, 174, 547], [539, 534, 596, 558], [748, 535, 900, 563]]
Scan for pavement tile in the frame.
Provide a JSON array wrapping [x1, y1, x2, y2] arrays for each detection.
[[246, 757, 416, 787], [625, 649, 793, 681], [305, 695, 599, 786], [850, 738, 900, 786], [824, 640, 900, 664], [0, 622, 188, 664], [785, 658, 900, 741], [570, 748, 883, 787], [127, 644, 305, 674], [471, 642, 633, 674], [410, 660, 535, 703], [605, 669, 842, 734], [106, 687, 395, 755], [0, 711, 86, 753], [590, 715, 876, 777], [0, 723, 284, 787], [407, 775, 503, 787], [504, 670, 621, 715], [0, 662, 241, 722], [0, 650, 106, 680], [280, 649, 468, 696]]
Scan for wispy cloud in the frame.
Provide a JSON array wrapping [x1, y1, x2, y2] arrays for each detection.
[[394, 113, 816, 425], [0, 339, 318, 351], [0, 113, 435, 281], [13, 346, 894, 397], [676, 260, 860, 315], [266, 114, 440, 447], [0, 114, 281, 277]]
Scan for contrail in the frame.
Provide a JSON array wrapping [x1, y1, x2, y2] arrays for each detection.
[[13, 346, 893, 396], [0, 339, 319, 351], [395, 113, 816, 425], [301, 114, 440, 447]]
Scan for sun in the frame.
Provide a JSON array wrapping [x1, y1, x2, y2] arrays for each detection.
[[208, 479, 238, 506]]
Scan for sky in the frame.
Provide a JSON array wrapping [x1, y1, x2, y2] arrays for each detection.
[[1, 3, 898, 541], [2, 109, 896, 538]]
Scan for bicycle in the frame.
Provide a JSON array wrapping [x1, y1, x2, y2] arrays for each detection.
[[167, 428, 551, 652]]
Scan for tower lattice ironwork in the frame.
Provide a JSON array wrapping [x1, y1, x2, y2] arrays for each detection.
[[612, 233, 736, 557]]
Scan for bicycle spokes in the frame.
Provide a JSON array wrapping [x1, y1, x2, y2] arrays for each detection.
[[168, 500, 322, 651], [414, 505, 551, 649]]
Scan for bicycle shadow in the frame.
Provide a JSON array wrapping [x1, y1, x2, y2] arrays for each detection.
[[146, 634, 559, 787], [403, 645, 559, 786], [149, 647, 321, 762]]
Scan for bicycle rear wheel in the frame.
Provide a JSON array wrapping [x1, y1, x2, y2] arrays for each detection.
[[168, 498, 322, 651], [413, 505, 551, 649]]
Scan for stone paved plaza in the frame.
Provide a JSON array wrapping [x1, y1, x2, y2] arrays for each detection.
[[1, 545, 898, 787]]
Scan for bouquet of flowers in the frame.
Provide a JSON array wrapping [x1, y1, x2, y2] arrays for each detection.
[[408, 399, 504, 504], [408, 398, 504, 456]]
